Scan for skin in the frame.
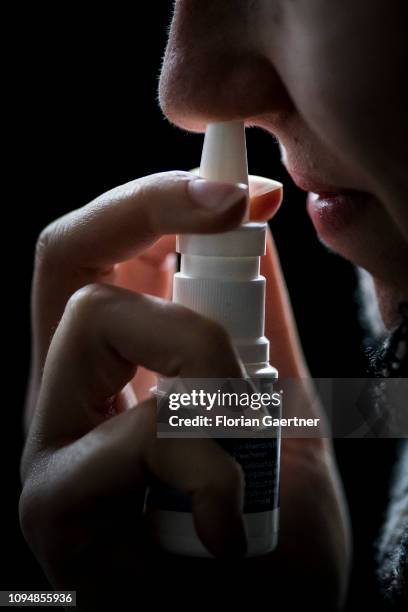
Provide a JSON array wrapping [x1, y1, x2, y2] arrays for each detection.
[[160, 0, 408, 326], [20, 0, 408, 608], [20, 177, 349, 608]]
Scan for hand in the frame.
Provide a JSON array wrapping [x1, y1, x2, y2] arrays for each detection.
[[20, 170, 350, 609]]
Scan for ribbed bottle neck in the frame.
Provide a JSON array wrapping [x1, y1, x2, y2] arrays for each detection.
[[174, 223, 269, 366], [180, 255, 260, 280]]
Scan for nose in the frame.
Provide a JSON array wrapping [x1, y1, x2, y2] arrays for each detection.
[[158, 0, 293, 133]]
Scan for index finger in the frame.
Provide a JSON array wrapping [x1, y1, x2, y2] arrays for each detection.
[[30, 172, 247, 379]]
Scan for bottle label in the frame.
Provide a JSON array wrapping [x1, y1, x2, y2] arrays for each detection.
[[147, 375, 280, 514], [146, 436, 280, 514]]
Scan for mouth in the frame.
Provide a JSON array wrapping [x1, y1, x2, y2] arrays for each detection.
[[288, 170, 373, 237], [306, 190, 374, 237]]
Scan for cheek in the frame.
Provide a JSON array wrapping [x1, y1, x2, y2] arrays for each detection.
[[272, 2, 407, 195]]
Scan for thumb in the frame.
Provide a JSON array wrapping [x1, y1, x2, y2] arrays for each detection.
[[261, 230, 329, 433], [262, 229, 308, 378]]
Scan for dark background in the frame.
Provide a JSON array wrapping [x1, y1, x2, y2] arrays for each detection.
[[4, 4, 397, 609]]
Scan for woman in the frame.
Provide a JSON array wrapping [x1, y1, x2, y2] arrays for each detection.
[[20, 1, 408, 608]]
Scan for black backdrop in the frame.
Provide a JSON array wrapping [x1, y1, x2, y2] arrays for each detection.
[[4, 4, 397, 609]]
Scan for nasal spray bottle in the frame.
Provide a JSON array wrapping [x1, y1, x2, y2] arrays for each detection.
[[146, 121, 281, 557]]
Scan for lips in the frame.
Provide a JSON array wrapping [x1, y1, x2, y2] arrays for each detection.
[[307, 191, 374, 237], [287, 170, 372, 237]]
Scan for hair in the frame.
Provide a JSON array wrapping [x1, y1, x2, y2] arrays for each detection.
[[368, 302, 408, 605], [367, 302, 408, 378]]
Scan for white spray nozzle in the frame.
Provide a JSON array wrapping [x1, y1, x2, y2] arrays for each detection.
[[200, 121, 249, 221], [178, 120, 265, 257], [173, 121, 269, 365]]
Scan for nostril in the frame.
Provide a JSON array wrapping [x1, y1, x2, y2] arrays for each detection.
[[158, 1, 293, 133], [159, 50, 293, 133]]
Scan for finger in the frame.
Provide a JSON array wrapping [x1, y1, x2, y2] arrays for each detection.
[[115, 246, 177, 299], [261, 229, 327, 433], [29, 283, 244, 443], [116, 173, 282, 271], [248, 175, 283, 221], [22, 400, 246, 559], [22, 282, 247, 558], [38, 172, 247, 271], [27, 173, 247, 419], [113, 175, 282, 300], [33, 171, 247, 340], [114, 176, 282, 401], [262, 228, 307, 378], [187, 169, 283, 222], [114, 244, 177, 402], [144, 411, 247, 558]]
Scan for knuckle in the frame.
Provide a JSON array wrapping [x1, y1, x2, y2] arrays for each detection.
[[65, 283, 115, 327], [19, 482, 50, 553], [19, 479, 66, 570], [35, 219, 71, 274], [34, 223, 58, 267]]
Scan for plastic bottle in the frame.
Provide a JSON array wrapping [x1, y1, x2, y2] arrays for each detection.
[[146, 121, 281, 557]]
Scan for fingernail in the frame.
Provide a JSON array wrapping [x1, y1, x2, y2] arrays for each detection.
[[188, 179, 248, 212], [250, 177, 283, 199]]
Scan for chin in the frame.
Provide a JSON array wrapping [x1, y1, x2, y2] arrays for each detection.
[[354, 266, 406, 332]]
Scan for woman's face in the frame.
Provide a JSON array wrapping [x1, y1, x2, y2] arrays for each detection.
[[159, 0, 408, 327]]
